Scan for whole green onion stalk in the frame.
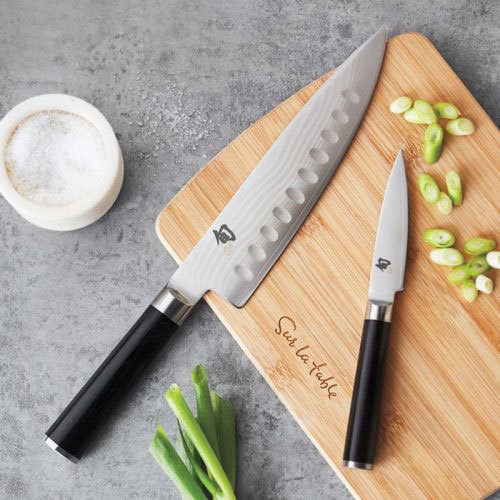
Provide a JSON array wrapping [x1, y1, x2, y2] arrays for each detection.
[[166, 384, 236, 500]]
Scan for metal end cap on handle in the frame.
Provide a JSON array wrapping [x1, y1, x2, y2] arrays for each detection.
[[343, 460, 373, 470], [45, 436, 80, 463]]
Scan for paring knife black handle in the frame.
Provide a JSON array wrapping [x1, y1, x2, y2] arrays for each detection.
[[343, 304, 392, 470], [45, 288, 194, 462]]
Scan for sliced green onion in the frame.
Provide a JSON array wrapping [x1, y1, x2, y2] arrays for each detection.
[[447, 265, 470, 285], [464, 238, 496, 256], [486, 251, 500, 269], [166, 385, 235, 500], [149, 425, 207, 500], [446, 118, 475, 136], [475, 275, 494, 294], [414, 99, 438, 124], [423, 123, 444, 164], [423, 228, 455, 248], [445, 170, 462, 206], [467, 256, 490, 277], [461, 280, 478, 303], [433, 102, 460, 120], [430, 248, 464, 266], [417, 173, 440, 203], [404, 108, 427, 124], [436, 192, 453, 214], [390, 96, 413, 114]]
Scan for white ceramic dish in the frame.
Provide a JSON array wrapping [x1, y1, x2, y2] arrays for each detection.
[[0, 94, 123, 231]]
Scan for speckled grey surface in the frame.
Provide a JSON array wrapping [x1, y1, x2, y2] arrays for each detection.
[[0, 1, 498, 499]]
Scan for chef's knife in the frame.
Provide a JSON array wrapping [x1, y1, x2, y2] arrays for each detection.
[[343, 150, 408, 470], [45, 28, 387, 462]]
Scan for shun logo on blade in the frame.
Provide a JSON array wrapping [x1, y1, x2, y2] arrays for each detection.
[[375, 257, 392, 272], [213, 224, 236, 255]]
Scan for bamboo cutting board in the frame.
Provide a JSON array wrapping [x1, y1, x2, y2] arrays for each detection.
[[156, 33, 500, 498]]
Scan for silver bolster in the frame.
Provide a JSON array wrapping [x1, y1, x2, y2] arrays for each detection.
[[151, 287, 195, 326], [365, 301, 393, 322]]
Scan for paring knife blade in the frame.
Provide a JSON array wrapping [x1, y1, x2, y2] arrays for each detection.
[[368, 149, 408, 304], [45, 28, 388, 463], [343, 150, 408, 471]]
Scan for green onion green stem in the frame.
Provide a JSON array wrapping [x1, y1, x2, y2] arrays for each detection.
[[149, 425, 207, 500], [166, 384, 235, 500], [178, 422, 220, 497], [211, 391, 237, 490], [192, 365, 220, 460]]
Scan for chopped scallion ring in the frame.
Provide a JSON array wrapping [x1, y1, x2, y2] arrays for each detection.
[[446, 118, 475, 136], [430, 248, 464, 266], [448, 265, 470, 285], [461, 280, 478, 302], [467, 256, 490, 277], [390, 96, 413, 114], [464, 238, 496, 256], [436, 192, 453, 215], [414, 99, 438, 124], [434, 102, 460, 120], [445, 171, 462, 206], [404, 108, 427, 124], [475, 275, 494, 294], [423, 228, 455, 248], [486, 251, 500, 269], [417, 173, 440, 204], [423, 123, 444, 164]]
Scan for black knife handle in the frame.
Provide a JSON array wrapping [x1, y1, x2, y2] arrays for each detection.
[[45, 288, 194, 462], [343, 304, 392, 470]]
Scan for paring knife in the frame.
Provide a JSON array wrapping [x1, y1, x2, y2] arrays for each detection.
[[343, 150, 408, 470], [45, 28, 387, 463]]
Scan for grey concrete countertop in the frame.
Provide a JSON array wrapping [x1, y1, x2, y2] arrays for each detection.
[[1, 1, 498, 498]]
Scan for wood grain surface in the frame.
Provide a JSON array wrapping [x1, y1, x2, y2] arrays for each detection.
[[156, 33, 500, 498]]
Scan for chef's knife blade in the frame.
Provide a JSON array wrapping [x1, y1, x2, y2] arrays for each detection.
[[169, 27, 387, 307], [343, 150, 408, 470], [45, 28, 387, 462]]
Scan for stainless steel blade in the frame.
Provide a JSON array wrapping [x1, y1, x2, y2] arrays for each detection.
[[367, 150, 408, 304], [169, 28, 387, 307]]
